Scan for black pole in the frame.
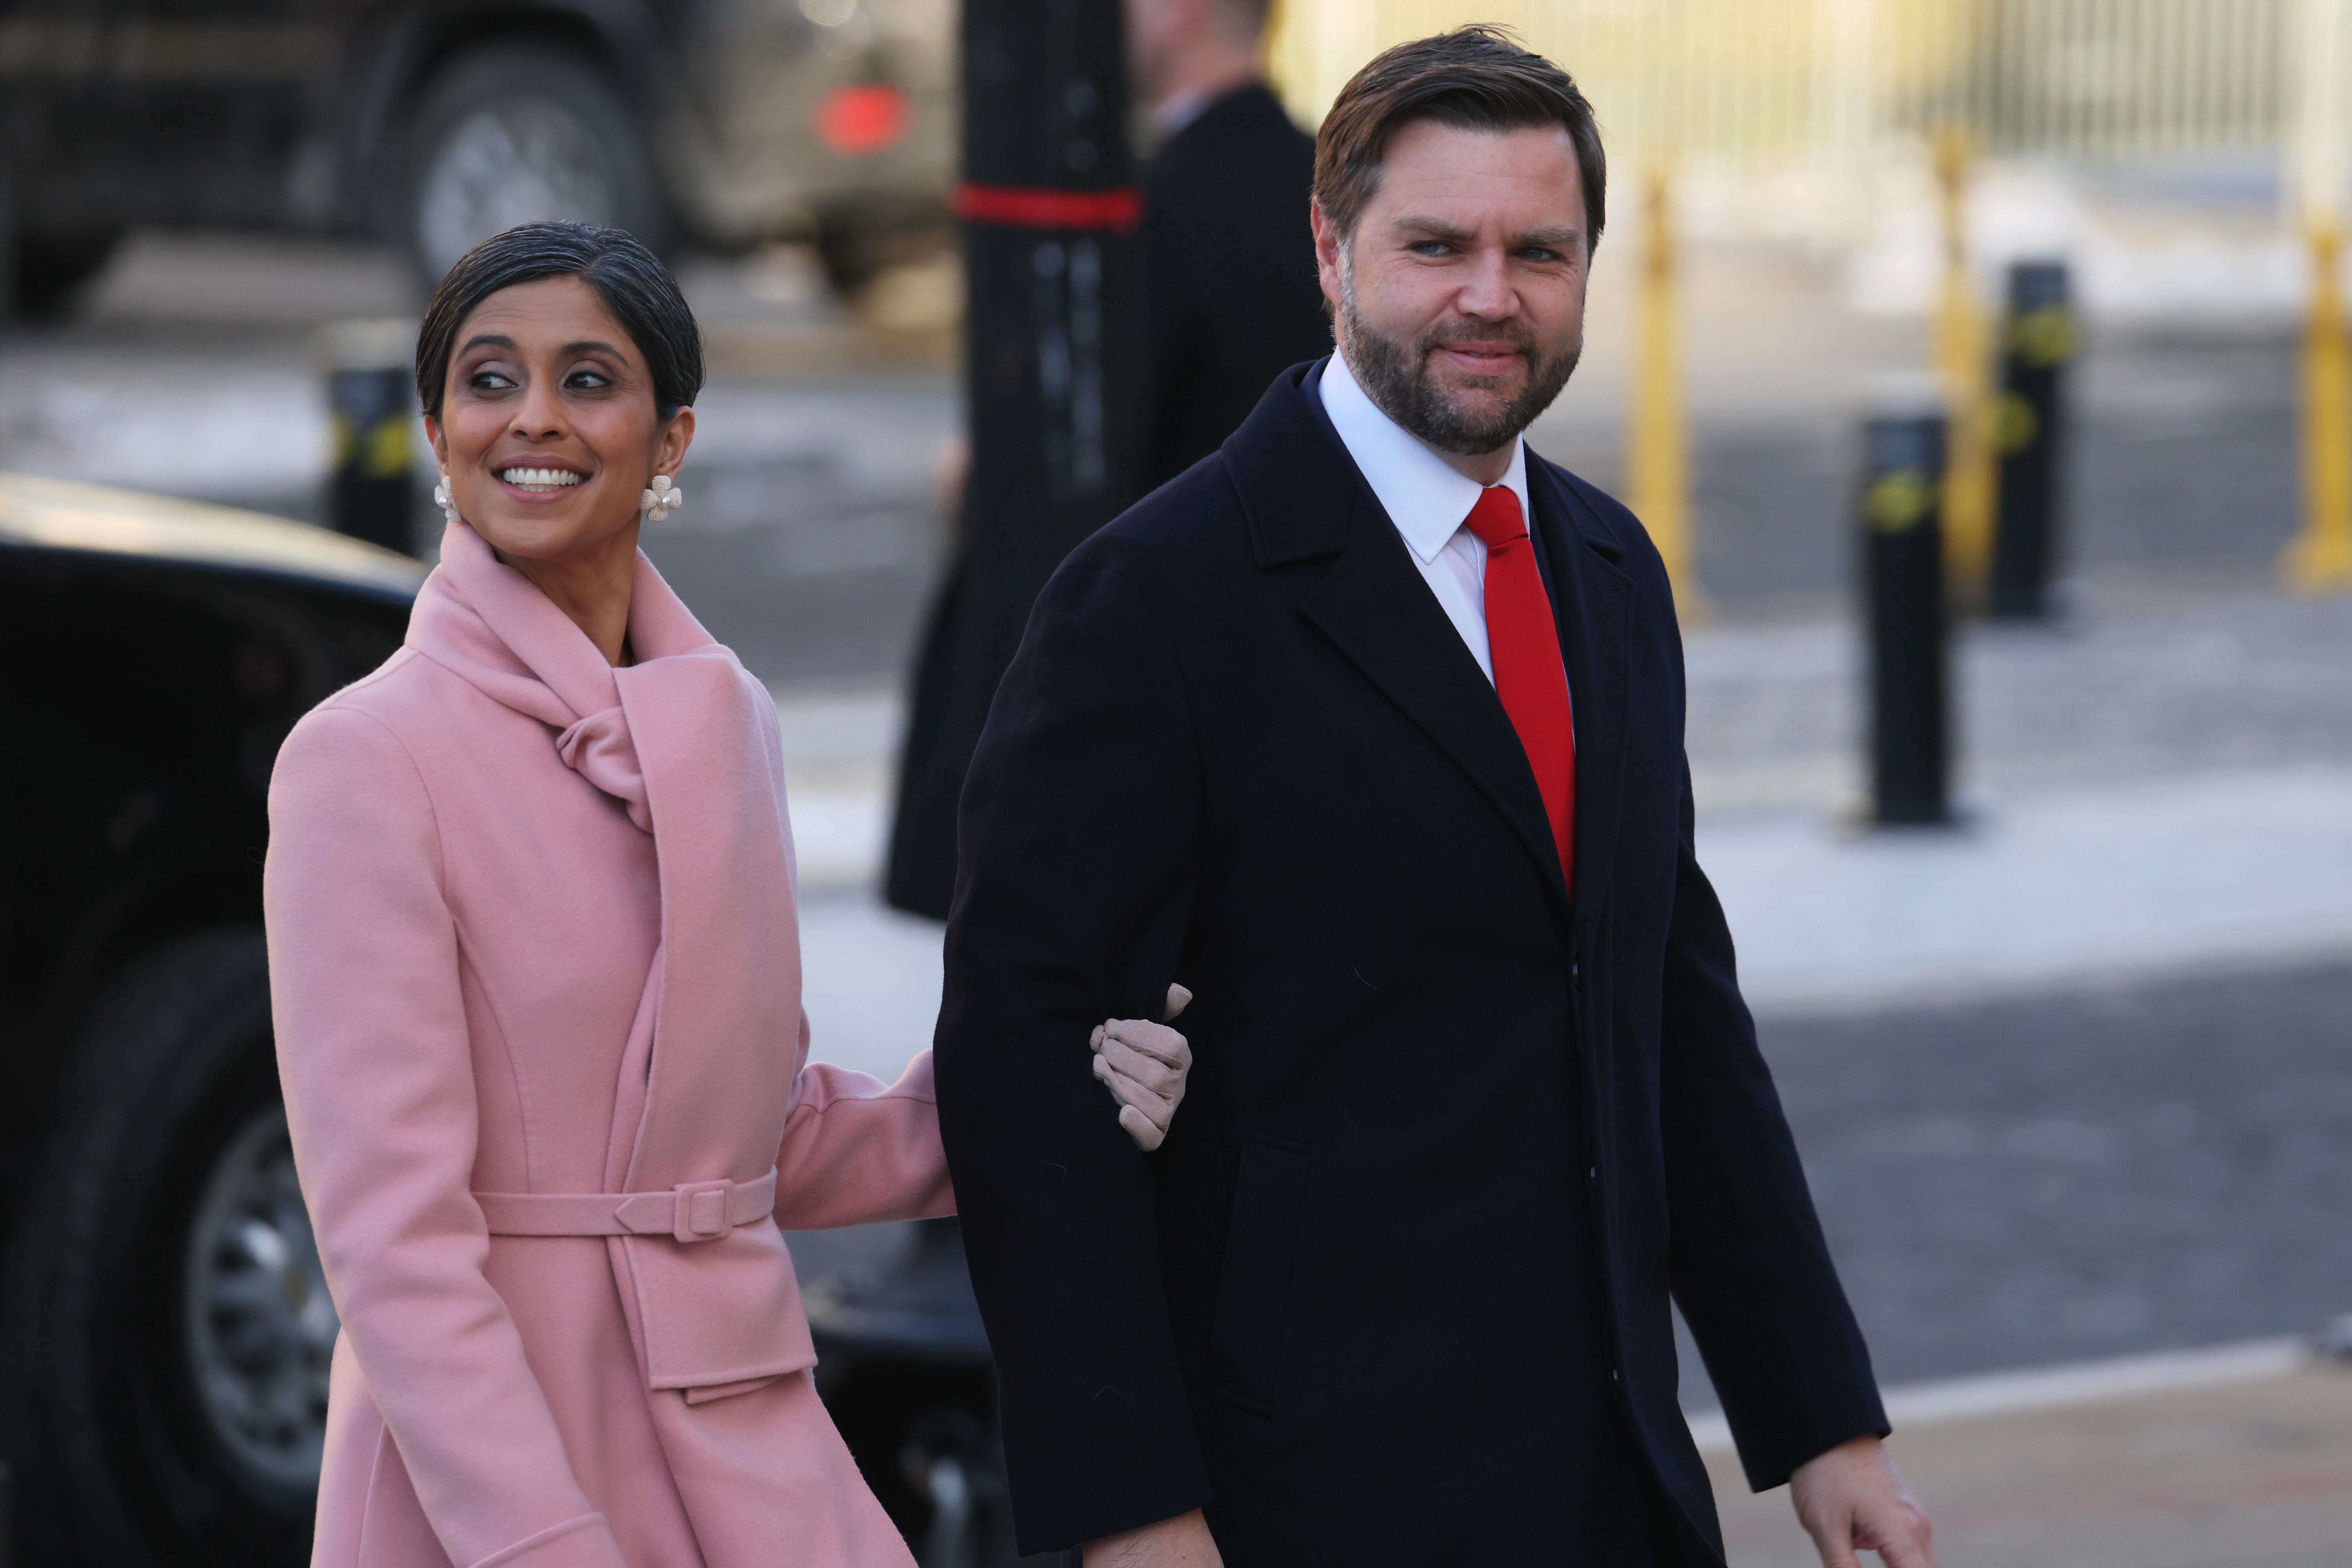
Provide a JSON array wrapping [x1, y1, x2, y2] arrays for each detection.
[[1987, 259, 2072, 621], [319, 321, 420, 555], [1861, 408, 1953, 827], [885, 0, 1139, 919]]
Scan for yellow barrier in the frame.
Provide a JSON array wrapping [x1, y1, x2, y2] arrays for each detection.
[[2286, 224, 2352, 591], [1931, 124, 1994, 605], [1625, 168, 1703, 617]]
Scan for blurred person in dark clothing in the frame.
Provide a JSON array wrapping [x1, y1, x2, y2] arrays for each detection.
[[1128, 0, 1331, 491]]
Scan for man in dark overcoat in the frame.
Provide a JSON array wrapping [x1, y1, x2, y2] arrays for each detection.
[[1127, 0, 1333, 491], [936, 27, 1940, 1568]]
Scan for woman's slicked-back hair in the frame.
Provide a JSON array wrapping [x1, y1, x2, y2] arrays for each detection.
[[1313, 25, 1606, 254], [415, 220, 705, 421]]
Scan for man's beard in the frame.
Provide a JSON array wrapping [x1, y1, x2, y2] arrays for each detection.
[[1338, 264, 1581, 457]]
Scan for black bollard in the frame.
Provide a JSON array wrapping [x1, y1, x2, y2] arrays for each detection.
[[320, 320, 419, 554], [884, 0, 1140, 919], [1861, 406, 1953, 827], [1988, 260, 2072, 620]]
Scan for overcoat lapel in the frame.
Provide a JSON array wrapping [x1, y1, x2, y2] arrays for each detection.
[[1297, 500, 1572, 906], [1226, 367, 1570, 908], [1528, 458, 1636, 913]]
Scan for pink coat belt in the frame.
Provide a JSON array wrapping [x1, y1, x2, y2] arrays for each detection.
[[474, 1168, 779, 1244]]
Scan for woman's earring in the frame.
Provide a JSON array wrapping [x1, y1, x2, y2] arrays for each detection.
[[432, 472, 460, 525], [642, 474, 684, 523]]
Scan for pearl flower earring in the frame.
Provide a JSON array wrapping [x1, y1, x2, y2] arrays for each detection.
[[642, 474, 684, 523], [433, 471, 460, 525]]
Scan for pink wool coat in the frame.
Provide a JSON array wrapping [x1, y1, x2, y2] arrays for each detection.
[[265, 520, 953, 1568]]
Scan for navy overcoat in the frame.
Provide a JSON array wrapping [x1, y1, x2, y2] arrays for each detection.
[[936, 359, 1886, 1564]]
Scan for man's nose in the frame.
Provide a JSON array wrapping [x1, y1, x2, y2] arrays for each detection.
[[1454, 246, 1519, 320]]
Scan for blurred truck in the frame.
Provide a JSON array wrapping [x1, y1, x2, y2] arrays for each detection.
[[0, 0, 955, 314]]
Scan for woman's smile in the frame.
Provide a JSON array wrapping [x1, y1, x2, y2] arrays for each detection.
[[494, 463, 590, 496]]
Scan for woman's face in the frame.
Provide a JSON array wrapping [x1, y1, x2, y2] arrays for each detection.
[[425, 275, 694, 566]]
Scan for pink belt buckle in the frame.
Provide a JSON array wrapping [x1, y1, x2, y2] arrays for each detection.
[[673, 1179, 733, 1242]]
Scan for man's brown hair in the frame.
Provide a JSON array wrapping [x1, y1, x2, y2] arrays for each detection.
[[1312, 26, 1606, 252]]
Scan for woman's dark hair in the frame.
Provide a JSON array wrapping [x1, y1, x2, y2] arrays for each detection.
[[415, 220, 704, 420], [1313, 25, 1607, 254]]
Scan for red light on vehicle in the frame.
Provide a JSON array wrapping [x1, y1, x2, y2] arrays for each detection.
[[815, 83, 909, 155]]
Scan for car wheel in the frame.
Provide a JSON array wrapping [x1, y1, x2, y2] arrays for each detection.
[[1, 929, 327, 1566], [398, 42, 669, 288]]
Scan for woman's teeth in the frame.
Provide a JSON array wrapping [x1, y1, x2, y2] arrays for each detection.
[[500, 467, 585, 491]]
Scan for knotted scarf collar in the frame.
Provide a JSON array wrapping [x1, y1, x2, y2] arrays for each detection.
[[405, 519, 718, 830]]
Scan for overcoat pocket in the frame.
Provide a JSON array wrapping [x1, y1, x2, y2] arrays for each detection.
[[1206, 1134, 1311, 1414]]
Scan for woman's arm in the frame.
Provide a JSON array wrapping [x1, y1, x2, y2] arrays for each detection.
[[770, 1028, 957, 1232], [772, 993, 1196, 1231], [267, 705, 628, 1568]]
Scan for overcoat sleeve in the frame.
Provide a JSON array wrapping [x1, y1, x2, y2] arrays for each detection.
[[770, 1030, 956, 1231], [934, 560, 1210, 1554], [266, 706, 629, 1568], [1656, 765, 1891, 1492]]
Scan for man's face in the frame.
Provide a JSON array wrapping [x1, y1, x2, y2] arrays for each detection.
[[1313, 120, 1590, 456]]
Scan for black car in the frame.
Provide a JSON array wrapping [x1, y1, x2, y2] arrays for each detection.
[[1, 473, 418, 1563], [0, 0, 955, 315]]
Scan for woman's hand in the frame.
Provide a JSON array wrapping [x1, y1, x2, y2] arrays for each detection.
[[1093, 984, 1194, 1151]]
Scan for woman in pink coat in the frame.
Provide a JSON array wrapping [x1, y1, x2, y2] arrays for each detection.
[[263, 222, 1189, 1568]]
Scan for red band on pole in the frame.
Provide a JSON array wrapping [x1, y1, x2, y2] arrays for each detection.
[[953, 183, 1142, 231]]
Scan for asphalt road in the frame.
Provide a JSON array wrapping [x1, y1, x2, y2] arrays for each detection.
[[1765, 956, 2352, 1388]]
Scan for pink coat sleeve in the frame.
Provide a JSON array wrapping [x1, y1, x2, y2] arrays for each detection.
[[266, 707, 629, 1568], [771, 1025, 957, 1230]]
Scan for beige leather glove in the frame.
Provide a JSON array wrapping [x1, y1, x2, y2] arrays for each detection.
[[1093, 984, 1194, 1152]]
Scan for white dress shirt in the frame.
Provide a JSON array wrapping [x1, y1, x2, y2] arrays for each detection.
[[1317, 350, 1531, 685]]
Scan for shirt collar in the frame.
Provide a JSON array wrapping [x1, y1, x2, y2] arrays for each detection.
[[1318, 347, 1530, 564]]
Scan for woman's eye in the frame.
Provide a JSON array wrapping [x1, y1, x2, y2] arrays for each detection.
[[470, 369, 516, 390], [566, 368, 612, 390]]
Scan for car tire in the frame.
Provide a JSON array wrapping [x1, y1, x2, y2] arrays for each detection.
[[1, 929, 327, 1567], [397, 42, 670, 289]]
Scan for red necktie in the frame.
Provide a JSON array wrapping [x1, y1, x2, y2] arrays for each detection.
[[1462, 486, 1575, 886]]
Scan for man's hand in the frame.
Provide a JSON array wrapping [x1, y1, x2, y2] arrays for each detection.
[[1082, 1507, 1223, 1568], [1092, 983, 1194, 1151], [1789, 1436, 1936, 1568]]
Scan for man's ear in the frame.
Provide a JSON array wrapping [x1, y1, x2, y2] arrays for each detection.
[[1310, 199, 1345, 314]]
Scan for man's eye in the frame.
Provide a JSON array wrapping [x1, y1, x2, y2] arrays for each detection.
[[1520, 248, 1564, 264], [1410, 241, 1451, 256]]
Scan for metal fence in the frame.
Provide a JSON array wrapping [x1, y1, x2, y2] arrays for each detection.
[[1266, 0, 2309, 177]]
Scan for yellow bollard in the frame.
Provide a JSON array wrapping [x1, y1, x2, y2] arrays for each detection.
[[2286, 223, 2352, 591], [1931, 125, 1995, 605], [1626, 168, 1704, 617]]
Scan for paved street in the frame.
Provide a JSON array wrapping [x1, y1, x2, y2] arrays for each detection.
[[1707, 1348, 2352, 1567]]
